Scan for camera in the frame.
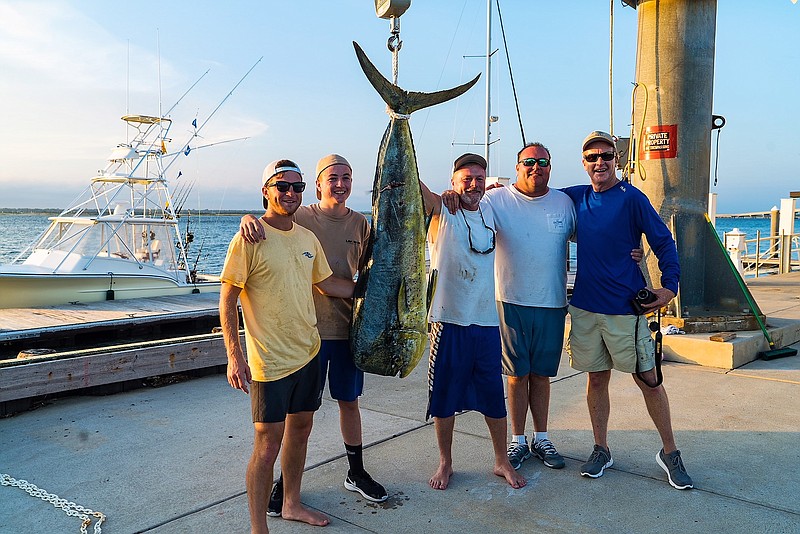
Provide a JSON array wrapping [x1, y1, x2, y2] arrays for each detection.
[[631, 288, 657, 315]]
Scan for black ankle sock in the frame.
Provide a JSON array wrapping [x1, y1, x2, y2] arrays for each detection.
[[345, 443, 365, 475]]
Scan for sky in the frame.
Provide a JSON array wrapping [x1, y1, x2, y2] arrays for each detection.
[[0, 1, 797, 214]]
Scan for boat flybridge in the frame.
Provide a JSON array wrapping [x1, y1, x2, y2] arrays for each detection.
[[0, 114, 220, 308]]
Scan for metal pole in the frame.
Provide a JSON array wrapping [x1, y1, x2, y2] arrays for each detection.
[[484, 0, 492, 170]]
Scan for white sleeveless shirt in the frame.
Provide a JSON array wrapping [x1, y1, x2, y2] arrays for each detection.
[[427, 204, 498, 326]]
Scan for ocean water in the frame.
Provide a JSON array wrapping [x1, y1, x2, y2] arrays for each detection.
[[0, 212, 775, 275]]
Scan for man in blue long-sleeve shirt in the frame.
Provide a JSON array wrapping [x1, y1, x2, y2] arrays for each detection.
[[562, 130, 693, 490]]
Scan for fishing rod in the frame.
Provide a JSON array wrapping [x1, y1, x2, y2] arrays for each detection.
[[163, 57, 263, 176], [163, 136, 250, 158]]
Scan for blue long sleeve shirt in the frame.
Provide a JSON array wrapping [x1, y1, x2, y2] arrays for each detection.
[[562, 181, 680, 315]]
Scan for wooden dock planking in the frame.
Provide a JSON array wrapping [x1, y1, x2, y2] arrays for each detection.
[[0, 333, 239, 403], [0, 293, 220, 341]]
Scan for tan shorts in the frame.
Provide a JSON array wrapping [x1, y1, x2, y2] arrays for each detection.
[[566, 305, 655, 373]]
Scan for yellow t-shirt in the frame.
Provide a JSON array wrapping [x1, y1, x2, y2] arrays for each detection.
[[220, 220, 333, 381], [295, 205, 369, 339]]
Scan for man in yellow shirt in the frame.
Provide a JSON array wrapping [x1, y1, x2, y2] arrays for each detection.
[[220, 159, 354, 533], [240, 155, 387, 512]]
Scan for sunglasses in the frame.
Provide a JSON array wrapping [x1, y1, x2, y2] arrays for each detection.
[[518, 157, 550, 168], [268, 180, 306, 193], [583, 152, 616, 163], [461, 207, 496, 255]]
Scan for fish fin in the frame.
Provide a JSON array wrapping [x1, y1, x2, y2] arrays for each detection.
[[353, 41, 480, 116], [426, 268, 438, 313]]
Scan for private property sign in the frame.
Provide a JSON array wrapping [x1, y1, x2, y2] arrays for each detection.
[[641, 124, 678, 159]]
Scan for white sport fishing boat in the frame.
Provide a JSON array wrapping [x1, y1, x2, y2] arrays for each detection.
[[0, 113, 221, 308]]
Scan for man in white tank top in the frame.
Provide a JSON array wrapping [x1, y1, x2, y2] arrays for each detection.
[[420, 153, 526, 491]]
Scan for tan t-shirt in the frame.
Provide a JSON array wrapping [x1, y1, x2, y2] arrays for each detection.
[[220, 220, 332, 381], [295, 205, 369, 340]]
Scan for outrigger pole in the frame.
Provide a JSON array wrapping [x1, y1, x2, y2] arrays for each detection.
[[163, 57, 263, 176]]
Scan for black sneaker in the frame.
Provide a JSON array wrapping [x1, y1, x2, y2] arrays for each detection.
[[267, 477, 283, 517], [656, 449, 694, 490], [580, 444, 613, 478], [344, 470, 388, 502]]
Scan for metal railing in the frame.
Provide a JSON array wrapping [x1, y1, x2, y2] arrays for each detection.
[[736, 231, 800, 277]]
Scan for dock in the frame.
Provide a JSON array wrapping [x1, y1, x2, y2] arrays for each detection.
[[0, 293, 225, 414], [2, 275, 800, 532], [1, 328, 798, 532]]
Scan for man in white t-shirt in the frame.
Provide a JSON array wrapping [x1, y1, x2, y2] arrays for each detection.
[[420, 153, 526, 491], [442, 143, 576, 472]]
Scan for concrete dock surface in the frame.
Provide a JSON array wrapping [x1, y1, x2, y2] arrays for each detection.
[[2, 349, 799, 533], [2, 273, 800, 533]]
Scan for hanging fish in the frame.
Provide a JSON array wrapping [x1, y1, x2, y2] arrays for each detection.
[[350, 42, 479, 377]]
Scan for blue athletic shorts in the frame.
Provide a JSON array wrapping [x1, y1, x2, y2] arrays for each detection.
[[498, 302, 567, 378], [251, 355, 322, 423], [426, 322, 507, 420], [319, 340, 364, 402]]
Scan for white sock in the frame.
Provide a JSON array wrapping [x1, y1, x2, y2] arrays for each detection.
[[512, 434, 527, 445], [534, 431, 548, 443]]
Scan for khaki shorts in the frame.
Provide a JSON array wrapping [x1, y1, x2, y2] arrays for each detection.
[[566, 305, 655, 373]]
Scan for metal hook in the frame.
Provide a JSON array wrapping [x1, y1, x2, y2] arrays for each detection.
[[387, 34, 402, 52]]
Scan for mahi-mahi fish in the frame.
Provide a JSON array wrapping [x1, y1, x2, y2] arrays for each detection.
[[350, 41, 480, 378]]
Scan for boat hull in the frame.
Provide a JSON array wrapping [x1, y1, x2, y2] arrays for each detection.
[[0, 272, 220, 308]]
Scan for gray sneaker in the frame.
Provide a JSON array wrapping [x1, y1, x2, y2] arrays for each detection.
[[656, 449, 694, 490], [580, 445, 613, 478], [531, 438, 565, 469], [506, 439, 531, 470]]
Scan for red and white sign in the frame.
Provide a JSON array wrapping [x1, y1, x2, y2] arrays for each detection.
[[640, 124, 678, 159]]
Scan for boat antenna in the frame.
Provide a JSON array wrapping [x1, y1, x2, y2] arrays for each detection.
[[157, 29, 163, 120], [126, 40, 130, 118]]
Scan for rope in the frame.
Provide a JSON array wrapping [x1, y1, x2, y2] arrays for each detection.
[[387, 107, 411, 121], [626, 82, 648, 182], [609, 0, 614, 136], [495, 0, 526, 146], [1, 473, 106, 534]]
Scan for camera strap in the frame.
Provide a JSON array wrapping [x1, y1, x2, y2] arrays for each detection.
[[634, 308, 663, 388]]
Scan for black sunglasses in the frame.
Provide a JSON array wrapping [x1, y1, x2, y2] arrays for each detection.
[[268, 180, 306, 193], [461, 207, 496, 255], [518, 157, 550, 168], [583, 152, 616, 163]]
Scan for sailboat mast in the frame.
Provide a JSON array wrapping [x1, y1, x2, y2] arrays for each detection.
[[484, 0, 492, 172]]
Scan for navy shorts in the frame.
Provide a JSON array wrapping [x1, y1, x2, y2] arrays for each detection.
[[251, 355, 323, 423], [319, 340, 364, 402], [427, 322, 507, 420], [498, 302, 567, 378]]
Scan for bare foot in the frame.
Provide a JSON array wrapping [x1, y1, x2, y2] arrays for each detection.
[[494, 461, 526, 489], [281, 503, 330, 527], [429, 462, 454, 490]]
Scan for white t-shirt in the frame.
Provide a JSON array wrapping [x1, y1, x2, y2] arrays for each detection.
[[483, 185, 576, 308], [427, 204, 498, 326]]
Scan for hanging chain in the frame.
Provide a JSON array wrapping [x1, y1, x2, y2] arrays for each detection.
[[1, 473, 106, 534]]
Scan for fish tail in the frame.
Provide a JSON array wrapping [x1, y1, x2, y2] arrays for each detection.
[[353, 41, 480, 116]]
